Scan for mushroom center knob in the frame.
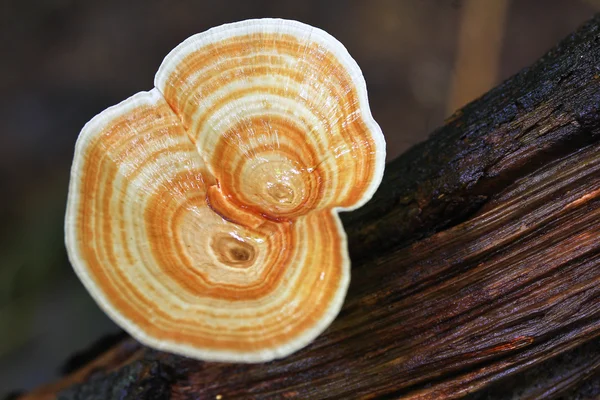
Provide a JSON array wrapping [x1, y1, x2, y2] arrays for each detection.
[[266, 181, 295, 204], [239, 158, 319, 219], [212, 233, 256, 267]]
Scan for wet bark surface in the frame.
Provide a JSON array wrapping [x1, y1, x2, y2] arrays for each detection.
[[342, 13, 600, 261], [14, 14, 600, 400]]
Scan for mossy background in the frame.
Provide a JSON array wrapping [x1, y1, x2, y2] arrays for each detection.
[[0, 0, 597, 395]]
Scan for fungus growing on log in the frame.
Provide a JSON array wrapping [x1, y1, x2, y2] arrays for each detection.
[[64, 19, 386, 362]]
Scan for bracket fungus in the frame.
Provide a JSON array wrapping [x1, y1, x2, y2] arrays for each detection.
[[65, 19, 385, 362]]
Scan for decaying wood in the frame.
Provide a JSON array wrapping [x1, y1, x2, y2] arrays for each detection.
[[15, 14, 600, 400], [342, 12, 600, 261]]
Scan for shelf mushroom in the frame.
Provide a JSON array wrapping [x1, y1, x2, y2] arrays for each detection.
[[65, 18, 386, 362]]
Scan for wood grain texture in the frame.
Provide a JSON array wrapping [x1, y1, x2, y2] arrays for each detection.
[[342, 14, 600, 262], [17, 14, 600, 400]]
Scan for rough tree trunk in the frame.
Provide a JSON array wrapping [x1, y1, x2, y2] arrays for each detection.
[[16, 14, 600, 400]]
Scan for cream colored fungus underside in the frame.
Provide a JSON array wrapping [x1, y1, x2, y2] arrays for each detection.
[[65, 18, 385, 362]]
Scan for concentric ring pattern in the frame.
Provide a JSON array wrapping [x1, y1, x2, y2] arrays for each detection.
[[65, 19, 385, 362]]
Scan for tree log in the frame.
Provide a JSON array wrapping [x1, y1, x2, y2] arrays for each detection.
[[15, 14, 600, 400]]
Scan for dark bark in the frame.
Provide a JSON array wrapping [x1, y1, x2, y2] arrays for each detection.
[[17, 14, 600, 400], [342, 13, 600, 261], [464, 338, 600, 400]]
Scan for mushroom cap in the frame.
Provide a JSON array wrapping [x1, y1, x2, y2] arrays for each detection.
[[65, 18, 385, 362]]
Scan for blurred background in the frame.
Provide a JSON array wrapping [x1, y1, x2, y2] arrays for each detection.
[[1, 0, 599, 395]]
